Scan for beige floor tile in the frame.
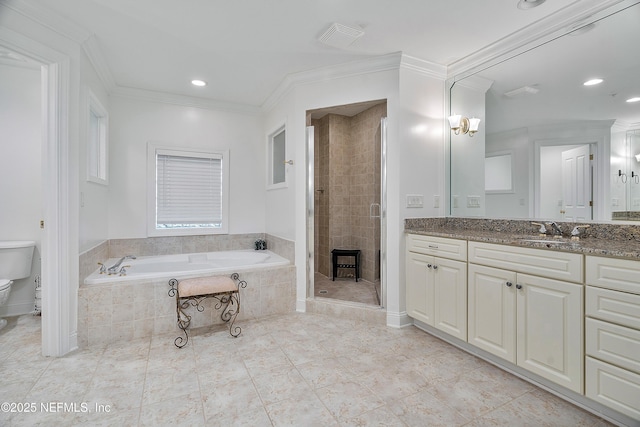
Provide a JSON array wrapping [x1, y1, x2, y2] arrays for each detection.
[[0, 312, 618, 427]]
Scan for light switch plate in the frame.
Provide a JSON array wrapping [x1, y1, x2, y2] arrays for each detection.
[[406, 194, 424, 208]]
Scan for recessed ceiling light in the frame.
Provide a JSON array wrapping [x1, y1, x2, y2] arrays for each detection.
[[191, 79, 207, 87], [583, 78, 603, 86], [517, 0, 546, 10], [627, 97, 640, 103]]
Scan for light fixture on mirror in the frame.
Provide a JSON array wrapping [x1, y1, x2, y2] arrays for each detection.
[[448, 114, 481, 137]]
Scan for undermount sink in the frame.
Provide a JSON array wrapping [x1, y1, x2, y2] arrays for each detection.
[[519, 238, 574, 247]]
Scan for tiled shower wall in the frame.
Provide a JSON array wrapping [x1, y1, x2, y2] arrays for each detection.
[[313, 102, 386, 282]]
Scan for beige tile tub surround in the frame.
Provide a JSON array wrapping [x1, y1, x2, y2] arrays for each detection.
[[77, 234, 295, 347], [1, 313, 613, 426]]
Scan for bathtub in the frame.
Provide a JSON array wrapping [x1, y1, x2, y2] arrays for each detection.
[[83, 249, 290, 285]]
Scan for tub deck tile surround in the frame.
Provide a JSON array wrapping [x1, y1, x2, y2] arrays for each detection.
[[78, 265, 295, 347], [77, 233, 296, 347]]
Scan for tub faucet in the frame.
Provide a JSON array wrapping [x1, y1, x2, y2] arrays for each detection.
[[108, 255, 136, 274]]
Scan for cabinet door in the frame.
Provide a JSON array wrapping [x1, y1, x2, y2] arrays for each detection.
[[468, 264, 517, 363], [406, 251, 434, 326], [516, 273, 584, 393], [433, 257, 467, 341]]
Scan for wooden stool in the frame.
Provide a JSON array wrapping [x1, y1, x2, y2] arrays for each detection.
[[331, 249, 361, 282], [168, 273, 247, 348]]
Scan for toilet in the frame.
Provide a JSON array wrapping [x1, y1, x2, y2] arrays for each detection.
[[0, 240, 35, 331]]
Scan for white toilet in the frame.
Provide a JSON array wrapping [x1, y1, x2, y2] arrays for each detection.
[[0, 240, 35, 331]]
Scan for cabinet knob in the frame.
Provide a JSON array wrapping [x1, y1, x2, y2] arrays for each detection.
[[506, 281, 513, 287], [516, 284, 523, 290], [427, 264, 432, 269], [433, 265, 438, 270]]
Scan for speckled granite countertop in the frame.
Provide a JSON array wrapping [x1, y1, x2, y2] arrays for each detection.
[[405, 217, 640, 260]]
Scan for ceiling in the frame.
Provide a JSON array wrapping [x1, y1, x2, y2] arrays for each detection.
[[6, 0, 619, 108]]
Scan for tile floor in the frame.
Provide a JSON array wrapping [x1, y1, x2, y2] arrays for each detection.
[[0, 312, 615, 427], [314, 272, 379, 306]]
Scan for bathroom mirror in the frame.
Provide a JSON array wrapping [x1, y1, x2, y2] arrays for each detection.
[[449, 1, 640, 221]]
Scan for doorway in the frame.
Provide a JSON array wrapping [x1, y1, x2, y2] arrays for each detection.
[[306, 100, 387, 307], [538, 143, 593, 220]]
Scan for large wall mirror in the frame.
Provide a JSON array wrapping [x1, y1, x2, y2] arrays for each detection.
[[449, 1, 640, 221]]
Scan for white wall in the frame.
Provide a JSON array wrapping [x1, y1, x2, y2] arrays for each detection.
[[79, 51, 110, 252], [0, 64, 42, 316], [449, 79, 489, 217], [610, 129, 628, 211], [486, 128, 530, 218], [108, 96, 266, 239]]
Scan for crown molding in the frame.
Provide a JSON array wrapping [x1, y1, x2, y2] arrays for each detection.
[[399, 55, 447, 80], [262, 52, 404, 113], [2, 0, 91, 44], [111, 85, 261, 116], [447, 0, 630, 80]]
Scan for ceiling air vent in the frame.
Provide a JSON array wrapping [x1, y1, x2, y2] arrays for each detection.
[[504, 86, 539, 98], [318, 23, 364, 49]]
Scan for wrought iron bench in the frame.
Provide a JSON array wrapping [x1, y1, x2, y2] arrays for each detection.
[[168, 273, 247, 348]]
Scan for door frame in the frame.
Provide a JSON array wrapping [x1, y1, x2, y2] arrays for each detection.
[[0, 32, 74, 356]]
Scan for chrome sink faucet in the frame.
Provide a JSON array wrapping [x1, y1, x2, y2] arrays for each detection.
[[108, 255, 136, 274], [547, 221, 563, 236]]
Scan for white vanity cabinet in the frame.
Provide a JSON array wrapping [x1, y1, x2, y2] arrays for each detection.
[[406, 234, 467, 341], [585, 255, 640, 421], [467, 241, 584, 393]]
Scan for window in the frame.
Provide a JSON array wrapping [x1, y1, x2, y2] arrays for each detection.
[[87, 90, 108, 184], [485, 152, 514, 193], [147, 144, 229, 236], [267, 125, 287, 189]]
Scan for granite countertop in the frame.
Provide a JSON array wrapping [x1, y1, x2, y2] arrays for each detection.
[[405, 218, 640, 260]]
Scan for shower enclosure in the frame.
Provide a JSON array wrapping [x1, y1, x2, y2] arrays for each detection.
[[306, 100, 387, 306]]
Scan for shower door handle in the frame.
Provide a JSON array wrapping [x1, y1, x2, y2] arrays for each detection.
[[370, 203, 381, 219]]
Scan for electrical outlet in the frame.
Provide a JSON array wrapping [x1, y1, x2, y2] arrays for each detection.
[[433, 195, 440, 208], [406, 194, 424, 208], [453, 195, 459, 208]]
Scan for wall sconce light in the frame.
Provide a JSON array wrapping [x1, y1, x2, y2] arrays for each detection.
[[635, 153, 640, 162], [448, 114, 481, 137]]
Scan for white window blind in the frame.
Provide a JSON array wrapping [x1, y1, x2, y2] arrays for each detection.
[[156, 152, 223, 228]]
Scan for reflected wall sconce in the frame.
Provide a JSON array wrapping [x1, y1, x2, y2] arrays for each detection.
[[448, 114, 481, 137]]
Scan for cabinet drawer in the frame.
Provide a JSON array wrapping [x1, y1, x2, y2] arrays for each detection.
[[586, 286, 640, 330], [586, 357, 640, 420], [586, 318, 640, 374], [586, 256, 640, 295], [468, 241, 583, 283], [406, 234, 467, 261]]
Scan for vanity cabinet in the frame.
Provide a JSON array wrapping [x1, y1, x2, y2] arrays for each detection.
[[406, 234, 467, 340], [467, 242, 584, 393], [585, 255, 640, 420]]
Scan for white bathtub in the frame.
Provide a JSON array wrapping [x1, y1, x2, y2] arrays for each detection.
[[83, 249, 290, 285]]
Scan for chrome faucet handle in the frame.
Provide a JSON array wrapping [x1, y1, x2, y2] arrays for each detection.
[[571, 224, 590, 236], [98, 262, 106, 274], [531, 222, 547, 234], [119, 265, 131, 276]]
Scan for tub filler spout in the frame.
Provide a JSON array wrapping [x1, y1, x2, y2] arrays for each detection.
[[108, 255, 136, 274]]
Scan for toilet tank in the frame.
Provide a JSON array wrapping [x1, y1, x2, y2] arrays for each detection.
[[0, 241, 35, 279]]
